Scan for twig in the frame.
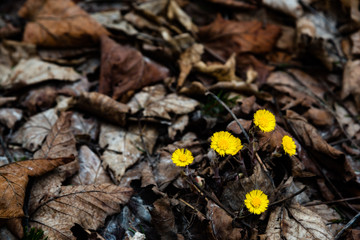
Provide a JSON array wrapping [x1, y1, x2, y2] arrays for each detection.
[[304, 196, 360, 207], [179, 198, 206, 219], [269, 187, 307, 207], [205, 91, 250, 143], [334, 211, 360, 240]]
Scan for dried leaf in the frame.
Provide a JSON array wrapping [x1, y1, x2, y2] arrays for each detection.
[[335, 104, 360, 138], [29, 184, 133, 240], [208, 81, 258, 95], [194, 53, 241, 82], [0, 108, 22, 129], [206, 201, 243, 240], [0, 58, 81, 90], [99, 35, 169, 99], [70, 145, 112, 185], [341, 60, 360, 110], [127, 84, 199, 120], [263, 0, 303, 18], [11, 108, 58, 152], [119, 160, 156, 188], [99, 123, 158, 183], [0, 96, 16, 107], [198, 15, 281, 59], [70, 112, 98, 141], [205, 0, 256, 9], [91, 10, 138, 35], [266, 203, 333, 239], [177, 43, 204, 87], [286, 110, 356, 181], [303, 108, 334, 126], [0, 157, 74, 219], [18, 0, 109, 47], [74, 91, 130, 126], [34, 111, 76, 159], [168, 115, 189, 140], [151, 197, 177, 238]]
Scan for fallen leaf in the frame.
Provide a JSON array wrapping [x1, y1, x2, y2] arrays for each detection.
[[206, 200, 243, 240], [70, 112, 99, 141], [99, 123, 158, 183], [198, 15, 281, 59], [286, 110, 356, 181], [99, 35, 169, 99], [74, 91, 130, 126], [11, 108, 58, 152], [263, 0, 303, 18], [0, 108, 22, 129], [0, 157, 74, 219], [350, 30, 360, 55], [226, 119, 252, 135], [119, 160, 156, 188], [341, 60, 360, 110], [151, 197, 177, 238], [0, 96, 16, 107], [70, 145, 112, 185], [168, 115, 189, 140], [208, 81, 259, 95], [0, 58, 81, 90], [237, 54, 274, 85], [177, 43, 204, 87], [29, 184, 133, 240], [194, 53, 241, 82], [204, 0, 256, 9], [335, 104, 360, 139], [18, 0, 109, 47], [266, 203, 333, 239], [21, 86, 58, 115], [303, 108, 334, 126], [127, 84, 199, 120]]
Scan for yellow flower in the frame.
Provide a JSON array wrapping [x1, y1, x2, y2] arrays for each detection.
[[282, 135, 296, 156], [253, 109, 276, 132], [171, 148, 194, 167], [210, 131, 243, 156], [244, 189, 269, 215]]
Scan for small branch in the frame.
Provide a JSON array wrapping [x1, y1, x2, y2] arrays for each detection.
[[334, 211, 360, 240], [304, 196, 360, 207], [269, 187, 307, 207], [205, 91, 250, 143]]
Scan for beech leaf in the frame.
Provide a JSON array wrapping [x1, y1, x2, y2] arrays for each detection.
[[0, 157, 75, 219], [29, 184, 133, 240]]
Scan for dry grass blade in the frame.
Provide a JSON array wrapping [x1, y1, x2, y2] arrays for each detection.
[[0, 157, 75, 219]]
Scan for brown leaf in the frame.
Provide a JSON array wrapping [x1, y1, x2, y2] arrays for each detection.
[[0, 108, 22, 129], [286, 110, 356, 181], [334, 104, 360, 139], [34, 111, 76, 159], [99, 123, 158, 183], [151, 197, 177, 238], [29, 184, 133, 240], [341, 60, 360, 111], [198, 15, 281, 59], [205, 0, 257, 9], [0, 58, 81, 90], [99, 35, 169, 99], [206, 201, 243, 240], [18, 0, 109, 47], [177, 43, 204, 87], [119, 160, 156, 188], [266, 204, 333, 239], [0, 96, 16, 107], [263, 0, 303, 18], [0, 157, 74, 219], [303, 108, 334, 126], [74, 92, 130, 126], [11, 108, 58, 152], [70, 145, 112, 185]]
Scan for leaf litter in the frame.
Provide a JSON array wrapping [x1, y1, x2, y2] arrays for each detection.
[[0, 0, 360, 239]]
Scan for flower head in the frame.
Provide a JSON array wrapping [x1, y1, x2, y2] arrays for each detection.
[[172, 148, 194, 167], [282, 135, 296, 156], [244, 189, 269, 215], [253, 109, 276, 132], [210, 131, 243, 156]]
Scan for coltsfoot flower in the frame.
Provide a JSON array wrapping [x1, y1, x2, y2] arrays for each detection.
[[210, 131, 243, 156], [171, 148, 194, 167], [244, 189, 269, 215], [253, 109, 276, 132], [282, 135, 296, 156]]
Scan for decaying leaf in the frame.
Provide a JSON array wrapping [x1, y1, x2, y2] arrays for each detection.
[[177, 43, 204, 87], [194, 53, 241, 82], [286, 110, 356, 181], [74, 91, 130, 126], [11, 108, 58, 152], [266, 203, 333, 239], [205, 0, 256, 9], [33, 111, 76, 159], [206, 201, 243, 240], [303, 108, 334, 126], [99, 123, 158, 183], [0, 58, 81, 90], [0, 108, 22, 129], [127, 84, 199, 120], [341, 60, 360, 110], [18, 0, 109, 47], [71, 145, 112, 185], [29, 184, 133, 240], [70, 112, 98, 141], [99, 35, 169, 99], [198, 15, 281, 59], [119, 160, 156, 188], [335, 104, 360, 138], [263, 0, 304, 18], [151, 197, 177, 238], [0, 157, 74, 219]]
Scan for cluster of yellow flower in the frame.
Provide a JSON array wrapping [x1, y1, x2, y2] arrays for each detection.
[[170, 109, 297, 215]]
